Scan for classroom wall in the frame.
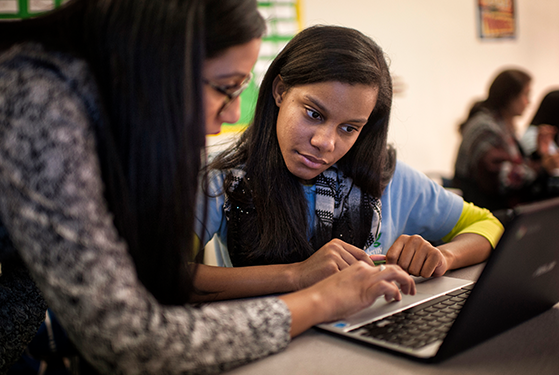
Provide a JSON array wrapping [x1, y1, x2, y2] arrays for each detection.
[[302, 0, 559, 177]]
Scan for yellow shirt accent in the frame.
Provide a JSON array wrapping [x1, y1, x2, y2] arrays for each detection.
[[190, 234, 202, 263], [442, 201, 504, 248]]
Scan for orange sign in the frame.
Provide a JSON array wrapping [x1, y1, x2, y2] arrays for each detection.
[[478, 0, 516, 39]]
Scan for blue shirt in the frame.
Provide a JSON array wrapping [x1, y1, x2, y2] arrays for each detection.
[[195, 160, 464, 266]]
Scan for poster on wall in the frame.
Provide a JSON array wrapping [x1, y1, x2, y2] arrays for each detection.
[[478, 0, 516, 39], [0, 0, 302, 134], [224, 0, 301, 133], [0, 0, 67, 19]]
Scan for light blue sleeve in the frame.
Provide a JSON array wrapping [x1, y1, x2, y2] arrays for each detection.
[[194, 170, 233, 267], [376, 161, 464, 254], [194, 170, 229, 251]]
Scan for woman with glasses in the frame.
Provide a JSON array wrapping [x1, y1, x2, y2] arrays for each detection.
[[0, 1, 416, 374], [204, 72, 252, 114], [194, 25, 502, 300]]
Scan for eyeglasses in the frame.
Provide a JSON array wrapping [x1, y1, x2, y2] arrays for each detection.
[[203, 72, 253, 114]]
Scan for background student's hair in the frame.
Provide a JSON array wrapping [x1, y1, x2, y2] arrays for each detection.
[[0, 0, 266, 305], [530, 89, 559, 128], [209, 25, 394, 264], [460, 68, 532, 133]]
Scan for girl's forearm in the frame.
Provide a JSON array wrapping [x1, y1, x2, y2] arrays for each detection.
[[438, 233, 492, 271], [191, 263, 298, 302], [279, 288, 325, 337]]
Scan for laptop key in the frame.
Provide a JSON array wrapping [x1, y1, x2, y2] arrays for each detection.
[[354, 287, 470, 349]]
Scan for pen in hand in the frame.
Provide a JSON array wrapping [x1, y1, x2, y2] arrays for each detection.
[[369, 254, 387, 267]]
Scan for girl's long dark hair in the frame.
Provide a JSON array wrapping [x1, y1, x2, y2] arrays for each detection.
[[208, 25, 395, 263], [530, 90, 559, 128], [459, 68, 531, 133], [0, 0, 265, 304]]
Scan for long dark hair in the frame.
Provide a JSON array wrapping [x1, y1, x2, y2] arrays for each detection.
[[459, 68, 531, 133], [208, 25, 394, 263], [0, 0, 266, 304], [531, 90, 559, 128]]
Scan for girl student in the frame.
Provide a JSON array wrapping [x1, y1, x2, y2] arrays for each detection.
[[519, 89, 559, 175], [194, 25, 503, 300], [0, 1, 416, 374], [454, 69, 559, 211]]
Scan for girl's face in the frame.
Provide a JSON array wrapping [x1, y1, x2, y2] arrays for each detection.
[[508, 83, 531, 117], [202, 38, 261, 135], [273, 77, 379, 183]]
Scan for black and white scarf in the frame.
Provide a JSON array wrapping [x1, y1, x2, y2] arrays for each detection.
[[223, 165, 382, 266], [313, 166, 381, 252]]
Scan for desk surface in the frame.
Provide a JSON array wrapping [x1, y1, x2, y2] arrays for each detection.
[[224, 264, 559, 375]]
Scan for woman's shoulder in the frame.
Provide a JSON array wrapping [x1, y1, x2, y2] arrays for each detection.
[[0, 43, 105, 204], [0, 43, 100, 117], [1, 43, 92, 85], [0, 42, 101, 138], [462, 109, 502, 136]]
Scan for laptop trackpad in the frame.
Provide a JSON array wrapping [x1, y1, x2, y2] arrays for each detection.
[[321, 276, 473, 331]]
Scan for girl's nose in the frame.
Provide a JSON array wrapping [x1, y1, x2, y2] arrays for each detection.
[[310, 125, 336, 153]]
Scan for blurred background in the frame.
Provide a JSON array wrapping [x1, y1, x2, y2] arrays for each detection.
[[4, 0, 559, 178]]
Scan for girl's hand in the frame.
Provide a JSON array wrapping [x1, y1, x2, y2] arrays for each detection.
[[312, 261, 416, 322], [541, 153, 559, 174], [386, 234, 451, 278], [290, 238, 380, 290], [537, 125, 557, 156], [280, 261, 416, 336]]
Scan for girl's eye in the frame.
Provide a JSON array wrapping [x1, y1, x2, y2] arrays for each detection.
[[306, 108, 322, 120], [341, 125, 359, 134]]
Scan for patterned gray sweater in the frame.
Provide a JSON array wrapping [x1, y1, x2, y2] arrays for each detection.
[[0, 44, 291, 374]]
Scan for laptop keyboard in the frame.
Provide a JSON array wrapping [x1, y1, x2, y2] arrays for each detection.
[[351, 284, 474, 349]]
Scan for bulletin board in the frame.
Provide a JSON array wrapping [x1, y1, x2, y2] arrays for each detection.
[[229, 0, 302, 132], [0, 0, 66, 19], [0, 0, 303, 132]]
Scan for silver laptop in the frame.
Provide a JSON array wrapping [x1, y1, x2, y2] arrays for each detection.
[[317, 197, 559, 362]]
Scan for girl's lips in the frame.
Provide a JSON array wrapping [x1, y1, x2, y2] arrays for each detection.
[[298, 152, 327, 169]]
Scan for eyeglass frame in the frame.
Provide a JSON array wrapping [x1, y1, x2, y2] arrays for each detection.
[[203, 72, 253, 114]]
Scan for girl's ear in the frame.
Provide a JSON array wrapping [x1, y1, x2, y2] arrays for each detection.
[[272, 75, 287, 107]]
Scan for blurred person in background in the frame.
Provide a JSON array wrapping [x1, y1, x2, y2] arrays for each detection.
[[453, 69, 559, 212]]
